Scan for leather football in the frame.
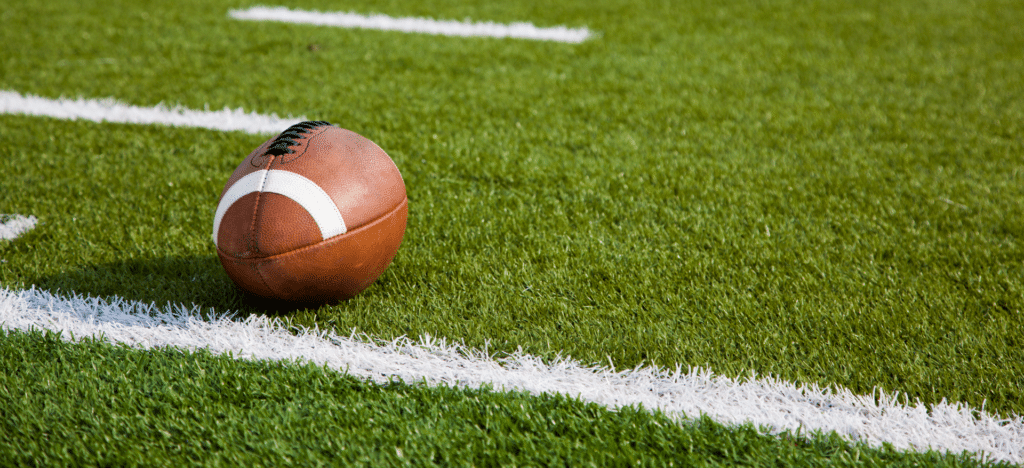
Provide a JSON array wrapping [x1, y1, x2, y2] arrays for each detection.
[[212, 121, 407, 302]]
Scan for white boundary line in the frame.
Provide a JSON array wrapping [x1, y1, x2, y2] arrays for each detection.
[[228, 6, 593, 43], [1, 91, 1019, 463], [0, 287, 1020, 463], [0, 90, 304, 135], [0, 215, 37, 241]]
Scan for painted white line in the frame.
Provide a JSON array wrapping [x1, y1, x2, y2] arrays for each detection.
[[228, 6, 593, 43], [0, 287, 1019, 463], [0, 90, 305, 135], [0, 215, 37, 241]]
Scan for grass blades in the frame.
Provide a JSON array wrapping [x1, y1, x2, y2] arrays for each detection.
[[0, 328, 1004, 467], [0, 0, 1022, 457]]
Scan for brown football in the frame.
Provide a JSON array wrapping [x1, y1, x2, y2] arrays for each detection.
[[212, 121, 407, 302]]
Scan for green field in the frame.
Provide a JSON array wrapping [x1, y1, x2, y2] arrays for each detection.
[[2, 328, 998, 467], [1, 0, 1022, 464]]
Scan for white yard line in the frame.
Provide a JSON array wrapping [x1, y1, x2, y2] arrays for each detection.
[[0, 215, 37, 241], [0, 88, 1018, 463], [228, 6, 593, 43], [0, 287, 1019, 463], [0, 90, 304, 135]]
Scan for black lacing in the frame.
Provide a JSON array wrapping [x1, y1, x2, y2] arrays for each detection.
[[265, 120, 331, 156]]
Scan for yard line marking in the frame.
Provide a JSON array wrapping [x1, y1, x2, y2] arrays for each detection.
[[0, 90, 304, 135], [1, 287, 1020, 464], [228, 6, 593, 43], [0, 215, 37, 241]]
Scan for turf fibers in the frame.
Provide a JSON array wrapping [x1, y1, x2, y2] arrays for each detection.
[[0, 0, 1022, 462], [0, 328, 1003, 467]]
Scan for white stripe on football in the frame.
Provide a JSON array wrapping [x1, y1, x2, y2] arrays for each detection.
[[212, 169, 347, 247]]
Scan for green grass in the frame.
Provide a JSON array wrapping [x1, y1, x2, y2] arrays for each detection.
[[0, 328, 1003, 467], [1, 0, 1022, 458]]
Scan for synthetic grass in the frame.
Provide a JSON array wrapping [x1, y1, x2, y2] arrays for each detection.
[[1, 0, 1022, 431], [0, 328, 1003, 467]]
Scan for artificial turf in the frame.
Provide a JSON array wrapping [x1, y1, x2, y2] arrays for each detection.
[[1, 328, 1004, 467], [1, 0, 1022, 450]]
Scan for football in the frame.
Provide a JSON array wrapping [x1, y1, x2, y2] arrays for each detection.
[[212, 121, 408, 302]]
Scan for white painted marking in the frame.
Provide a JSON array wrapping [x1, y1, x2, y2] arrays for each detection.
[[0, 214, 37, 241], [228, 6, 593, 43], [0, 90, 304, 135], [0, 287, 1020, 464], [213, 169, 346, 246]]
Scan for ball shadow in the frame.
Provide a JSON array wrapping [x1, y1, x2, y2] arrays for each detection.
[[30, 255, 320, 315]]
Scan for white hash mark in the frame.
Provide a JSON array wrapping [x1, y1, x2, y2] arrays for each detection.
[[0, 90, 304, 135], [0, 214, 37, 241], [228, 6, 594, 43]]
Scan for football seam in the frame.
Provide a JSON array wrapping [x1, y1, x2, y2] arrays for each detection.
[[240, 196, 407, 265], [216, 169, 351, 253], [252, 258, 280, 297], [216, 196, 406, 264], [248, 156, 275, 257], [244, 122, 332, 256]]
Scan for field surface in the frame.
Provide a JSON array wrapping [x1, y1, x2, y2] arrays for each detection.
[[1, 0, 1022, 465]]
